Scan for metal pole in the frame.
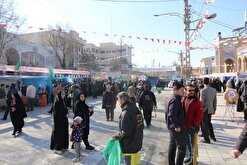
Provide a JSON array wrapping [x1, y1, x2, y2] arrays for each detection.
[[180, 50, 183, 78], [184, 0, 191, 78]]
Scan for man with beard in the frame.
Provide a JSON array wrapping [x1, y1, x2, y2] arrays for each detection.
[[165, 83, 186, 165], [183, 84, 203, 165]]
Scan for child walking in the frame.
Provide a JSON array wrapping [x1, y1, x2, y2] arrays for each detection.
[[70, 116, 83, 162]]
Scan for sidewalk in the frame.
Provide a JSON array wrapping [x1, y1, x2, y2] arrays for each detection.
[[196, 93, 247, 165]]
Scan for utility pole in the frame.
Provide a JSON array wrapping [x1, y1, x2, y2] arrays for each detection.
[[180, 50, 183, 78], [184, 0, 191, 78]]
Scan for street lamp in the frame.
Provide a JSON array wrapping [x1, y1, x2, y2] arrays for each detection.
[[154, 12, 183, 20], [154, 8, 216, 78]]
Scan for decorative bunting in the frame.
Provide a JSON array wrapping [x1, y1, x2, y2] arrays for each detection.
[[0, 23, 7, 28], [2, 23, 199, 46]]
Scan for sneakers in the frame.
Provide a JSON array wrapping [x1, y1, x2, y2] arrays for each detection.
[[85, 145, 95, 150], [72, 157, 81, 162], [54, 150, 63, 155]]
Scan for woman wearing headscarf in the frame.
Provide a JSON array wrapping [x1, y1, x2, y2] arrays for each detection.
[[50, 90, 69, 154], [10, 92, 27, 137], [74, 93, 94, 150]]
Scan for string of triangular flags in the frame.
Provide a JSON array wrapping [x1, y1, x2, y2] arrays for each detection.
[[78, 54, 131, 65], [0, 23, 208, 47]]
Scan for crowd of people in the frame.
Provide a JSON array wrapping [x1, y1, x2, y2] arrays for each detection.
[[0, 77, 155, 163], [1, 75, 247, 164], [166, 77, 247, 165]]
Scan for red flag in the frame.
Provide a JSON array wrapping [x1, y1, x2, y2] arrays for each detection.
[[0, 23, 7, 28]]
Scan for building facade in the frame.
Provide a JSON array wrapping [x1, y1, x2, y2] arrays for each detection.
[[214, 32, 247, 73], [83, 42, 133, 73], [199, 56, 214, 75]]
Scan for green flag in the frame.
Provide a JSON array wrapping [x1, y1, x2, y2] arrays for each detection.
[[49, 67, 55, 78], [15, 61, 21, 71]]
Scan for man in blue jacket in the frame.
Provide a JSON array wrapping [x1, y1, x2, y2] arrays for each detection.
[[165, 83, 186, 165]]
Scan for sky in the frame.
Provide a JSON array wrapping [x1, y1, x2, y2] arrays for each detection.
[[15, 0, 247, 68]]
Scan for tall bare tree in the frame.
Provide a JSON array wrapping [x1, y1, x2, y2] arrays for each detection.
[[110, 57, 128, 72], [0, 0, 24, 64], [79, 52, 99, 71], [44, 27, 78, 69]]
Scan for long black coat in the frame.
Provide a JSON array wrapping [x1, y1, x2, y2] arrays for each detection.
[[10, 93, 26, 131], [50, 92, 69, 150], [74, 100, 93, 135]]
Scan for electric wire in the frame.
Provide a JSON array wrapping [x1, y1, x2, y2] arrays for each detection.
[[93, 0, 178, 3]]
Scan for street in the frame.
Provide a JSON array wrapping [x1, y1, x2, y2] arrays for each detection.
[[1, 88, 247, 165], [0, 89, 170, 165]]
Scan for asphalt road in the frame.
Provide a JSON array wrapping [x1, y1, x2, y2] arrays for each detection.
[[0, 89, 172, 165]]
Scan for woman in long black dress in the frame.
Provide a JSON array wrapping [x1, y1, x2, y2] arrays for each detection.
[[10, 92, 26, 137], [50, 90, 69, 154], [74, 93, 94, 150]]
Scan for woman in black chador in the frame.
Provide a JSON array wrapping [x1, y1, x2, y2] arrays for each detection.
[[50, 90, 69, 154], [74, 93, 94, 150], [10, 92, 27, 137]]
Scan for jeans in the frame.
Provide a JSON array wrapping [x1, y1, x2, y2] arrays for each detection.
[[185, 127, 199, 161], [74, 142, 81, 158], [27, 98, 34, 111], [2, 105, 10, 119], [105, 107, 114, 121], [168, 129, 186, 165], [143, 106, 153, 126]]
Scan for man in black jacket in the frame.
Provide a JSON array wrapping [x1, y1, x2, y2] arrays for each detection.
[[112, 91, 144, 165], [102, 85, 116, 121], [231, 124, 247, 158], [139, 83, 157, 127], [165, 83, 186, 165]]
